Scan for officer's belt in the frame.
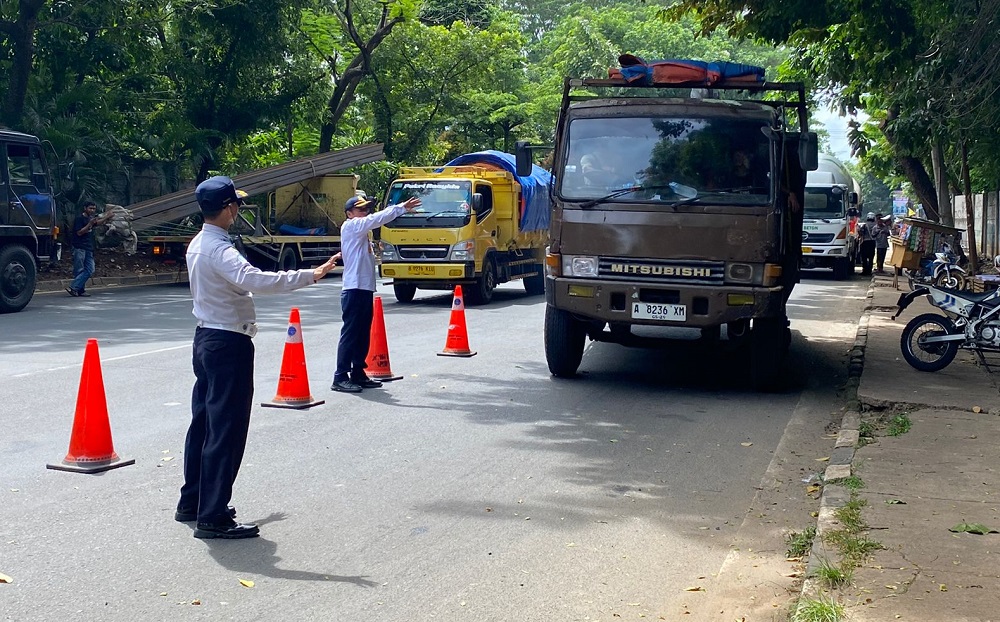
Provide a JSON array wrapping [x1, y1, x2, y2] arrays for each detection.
[[197, 321, 258, 338]]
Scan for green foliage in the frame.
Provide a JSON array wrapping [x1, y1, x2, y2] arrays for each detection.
[[785, 525, 817, 558], [791, 593, 845, 622], [812, 558, 853, 589]]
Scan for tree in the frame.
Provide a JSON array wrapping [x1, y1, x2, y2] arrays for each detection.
[[663, 0, 1000, 225]]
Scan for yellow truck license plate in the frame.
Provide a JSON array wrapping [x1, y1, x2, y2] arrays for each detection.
[[407, 266, 435, 275]]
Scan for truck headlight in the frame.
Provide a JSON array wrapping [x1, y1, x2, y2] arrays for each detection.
[[380, 242, 399, 261], [450, 239, 474, 261], [562, 255, 598, 277]]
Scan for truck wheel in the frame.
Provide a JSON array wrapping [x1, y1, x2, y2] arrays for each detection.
[[523, 264, 545, 296], [748, 317, 787, 391], [545, 305, 585, 377], [467, 257, 496, 305], [0, 244, 37, 314], [393, 282, 416, 303], [832, 257, 851, 280], [277, 246, 298, 271]]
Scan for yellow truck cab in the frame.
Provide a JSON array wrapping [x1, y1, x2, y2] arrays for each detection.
[[378, 151, 551, 305]]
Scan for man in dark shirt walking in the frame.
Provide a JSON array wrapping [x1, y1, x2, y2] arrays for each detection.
[[66, 201, 113, 297]]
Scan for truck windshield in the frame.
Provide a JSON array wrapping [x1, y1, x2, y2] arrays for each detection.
[[804, 188, 846, 219], [383, 180, 473, 228], [561, 116, 772, 206]]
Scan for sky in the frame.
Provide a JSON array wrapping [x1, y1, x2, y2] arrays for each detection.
[[813, 106, 867, 164]]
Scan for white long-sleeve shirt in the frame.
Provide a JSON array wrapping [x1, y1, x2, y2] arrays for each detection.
[[187, 223, 315, 326], [340, 203, 407, 291]]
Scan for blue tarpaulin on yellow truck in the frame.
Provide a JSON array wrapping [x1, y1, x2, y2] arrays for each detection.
[[444, 150, 552, 233]]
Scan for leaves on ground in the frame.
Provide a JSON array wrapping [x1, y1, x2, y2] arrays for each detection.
[[885, 499, 906, 505], [0, 572, 12, 584], [949, 522, 998, 535], [239, 579, 255, 588]]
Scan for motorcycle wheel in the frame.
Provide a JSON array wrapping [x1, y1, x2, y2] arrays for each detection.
[[934, 271, 967, 290], [900, 313, 960, 372]]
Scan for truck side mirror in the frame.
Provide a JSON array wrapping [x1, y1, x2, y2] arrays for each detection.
[[515, 141, 533, 177], [849, 192, 859, 206], [799, 132, 819, 171], [471, 193, 482, 213]]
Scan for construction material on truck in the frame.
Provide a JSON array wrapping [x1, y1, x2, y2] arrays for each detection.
[[129, 143, 383, 233]]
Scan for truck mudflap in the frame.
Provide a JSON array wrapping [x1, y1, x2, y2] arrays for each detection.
[[545, 276, 785, 328]]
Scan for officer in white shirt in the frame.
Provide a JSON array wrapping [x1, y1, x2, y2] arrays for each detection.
[[331, 194, 421, 393], [177, 175, 339, 540]]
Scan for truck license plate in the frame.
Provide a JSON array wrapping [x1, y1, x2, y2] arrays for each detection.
[[407, 266, 435, 275], [631, 302, 686, 321]]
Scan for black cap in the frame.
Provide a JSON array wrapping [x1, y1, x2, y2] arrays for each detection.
[[344, 195, 371, 213], [196, 176, 244, 212]]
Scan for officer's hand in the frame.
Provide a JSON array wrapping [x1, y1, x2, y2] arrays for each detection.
[[313, 253, 340, 281], [402, 197, 422, 212]]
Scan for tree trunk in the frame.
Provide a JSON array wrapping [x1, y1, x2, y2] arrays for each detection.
[[931, 140, 952, 226], [960, 139, 978, 274], [0, 0, 46, 129], [317, 2, 402, 153], [881, 106, 939, 221]]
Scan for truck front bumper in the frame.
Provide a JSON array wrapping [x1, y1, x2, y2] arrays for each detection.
[[546, 276, 785, 328], [801, 244, 849, 268], [380, 262, 475, 286]]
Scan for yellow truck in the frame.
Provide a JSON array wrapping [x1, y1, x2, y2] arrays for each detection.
[[378, 151, 552, 305]]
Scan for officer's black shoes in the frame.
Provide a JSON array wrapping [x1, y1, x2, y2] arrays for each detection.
[[352, 376, 383, 389], [175, 505, 236, 523], [331, 379, 363, 393], [193, 520, 259, 539]]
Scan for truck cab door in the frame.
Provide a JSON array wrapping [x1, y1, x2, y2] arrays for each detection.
[[5, 142, 53, 230]]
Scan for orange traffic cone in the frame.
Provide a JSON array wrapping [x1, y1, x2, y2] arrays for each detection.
[[262, 308, 325, 409], [365, 296, 403, 381], [438, 285, 477, 357], [47, 339, 135, 473]]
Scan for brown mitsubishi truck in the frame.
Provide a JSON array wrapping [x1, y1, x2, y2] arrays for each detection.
[[516, 66, 817, 389]]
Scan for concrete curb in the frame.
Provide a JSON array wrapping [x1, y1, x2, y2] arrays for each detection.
[[35, 270, 189, 293], [796, 277, 875, 608]]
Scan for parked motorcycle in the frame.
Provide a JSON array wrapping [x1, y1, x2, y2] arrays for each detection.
[[906, 246, 968, 290], [893, 283, 1000, 371]]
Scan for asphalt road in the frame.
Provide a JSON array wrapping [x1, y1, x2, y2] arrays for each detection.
[[0, 271, 868, 621]]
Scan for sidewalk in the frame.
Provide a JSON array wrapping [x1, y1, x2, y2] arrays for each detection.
[[34, 270, 189, 294], [805, 272, 1000, 621]]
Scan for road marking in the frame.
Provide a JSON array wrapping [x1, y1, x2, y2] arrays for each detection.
[[12, 344, 190, 378]]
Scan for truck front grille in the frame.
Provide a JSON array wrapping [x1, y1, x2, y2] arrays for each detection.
[[598, 257, 725, 285], [803, 232, 836, 244], [398, 245, 449, 261]]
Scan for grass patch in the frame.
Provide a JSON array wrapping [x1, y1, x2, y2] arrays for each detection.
[[834, 497, 868, 532], [786, 525, 817, 557], [792, 593, 845, 622], [832, 475, 865, 492], [812, 558, 854, 588], [885, 413, 912, 436], [858, 420, 878, 446]]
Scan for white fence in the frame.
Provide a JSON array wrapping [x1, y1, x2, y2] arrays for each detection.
[[952, 192, 1000, 258]]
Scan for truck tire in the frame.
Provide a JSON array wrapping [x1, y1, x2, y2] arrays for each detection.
[[277, 246, 298, 271], [523, 264, 545, 296], [748, 317, 787, 391], [545, 305, 585, 377], [832, 257, 851, 280], [0, 244, 37, 314], [393, 282, 416, 303], [467, 256, 496, 305]]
